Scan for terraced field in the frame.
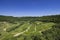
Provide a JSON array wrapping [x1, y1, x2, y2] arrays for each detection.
[[0, 21, 55, 40]]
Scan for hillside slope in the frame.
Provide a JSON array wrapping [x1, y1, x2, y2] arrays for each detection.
[[0, 15, 60, 40]]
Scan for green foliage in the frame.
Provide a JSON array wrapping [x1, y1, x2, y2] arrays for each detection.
[[6, 23, 24, 32], [2, 34, 17, 40], [0, 15, 60, 40], [42, 23, 60, 40]]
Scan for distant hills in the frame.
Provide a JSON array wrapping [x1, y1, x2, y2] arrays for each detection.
[[0, 15, 60, 23]]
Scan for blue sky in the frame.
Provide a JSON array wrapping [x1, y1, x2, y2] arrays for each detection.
[[0, 0, 60, 17]]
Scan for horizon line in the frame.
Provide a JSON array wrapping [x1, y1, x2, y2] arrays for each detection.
[[0, 14, 60, 17]]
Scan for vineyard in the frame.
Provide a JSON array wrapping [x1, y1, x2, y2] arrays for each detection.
[[0, 15, 60, 40]]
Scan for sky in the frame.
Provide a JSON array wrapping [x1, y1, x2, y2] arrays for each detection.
[[0, 0, 60, 17]]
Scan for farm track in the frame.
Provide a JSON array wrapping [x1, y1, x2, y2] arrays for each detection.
[[13, 24, 32, 37], [38, 23, 55, 33], [35, 25, 36, 32], [13, 23, 53, 37]]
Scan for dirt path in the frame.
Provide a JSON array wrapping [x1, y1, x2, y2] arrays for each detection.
[[3, 28, 6, 31], [35, 25, 36, 32], [13, 25, 31, 37], [39, 26, 53, 33]]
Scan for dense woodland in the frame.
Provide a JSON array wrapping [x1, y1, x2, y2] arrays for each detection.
[[0, 15, 60, 40]]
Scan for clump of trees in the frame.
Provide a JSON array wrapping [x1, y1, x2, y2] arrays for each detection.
[[42, 23, 60, 40], [0, 15, 60, 23], [39, 15, 60, 23]]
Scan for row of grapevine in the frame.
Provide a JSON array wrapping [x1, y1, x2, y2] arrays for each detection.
[[6, 22, 24, 32]]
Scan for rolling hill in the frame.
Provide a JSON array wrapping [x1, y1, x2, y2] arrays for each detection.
[[0, 15, 60, 40]]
